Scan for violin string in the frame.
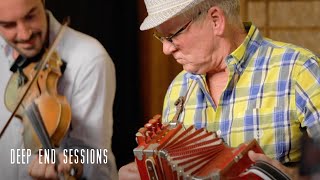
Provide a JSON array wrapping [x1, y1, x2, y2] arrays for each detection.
[[25, 102, 52, 149], [25, 102, 65, 180]]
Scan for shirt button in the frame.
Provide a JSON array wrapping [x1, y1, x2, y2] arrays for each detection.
[[254, 130, 263, 139]]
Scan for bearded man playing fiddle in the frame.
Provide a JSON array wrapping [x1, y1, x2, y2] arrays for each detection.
[[0, 0, 118, 179]]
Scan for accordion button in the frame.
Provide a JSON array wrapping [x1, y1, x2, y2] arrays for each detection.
[[216, 129, 221, 137]]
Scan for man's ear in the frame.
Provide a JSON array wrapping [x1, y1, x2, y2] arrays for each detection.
[[207, 6, 225, 36]]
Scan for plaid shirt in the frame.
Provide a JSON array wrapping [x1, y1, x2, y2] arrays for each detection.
[[162, 23, 320, 164]]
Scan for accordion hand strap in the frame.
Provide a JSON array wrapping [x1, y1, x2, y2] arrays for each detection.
[[242, 160, 291, 180]]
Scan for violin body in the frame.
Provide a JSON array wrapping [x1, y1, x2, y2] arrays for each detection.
[[4, 51, 71, 153]]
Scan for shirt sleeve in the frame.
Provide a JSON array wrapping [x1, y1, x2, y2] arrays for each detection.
[[295, 55, 320, 142], [61, 51, 118, 179]]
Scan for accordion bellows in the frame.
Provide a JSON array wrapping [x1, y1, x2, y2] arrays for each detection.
[[134, 115, 264, 180]]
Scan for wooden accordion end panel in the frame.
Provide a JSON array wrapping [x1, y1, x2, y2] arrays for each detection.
[[133, 115, 264, 180]]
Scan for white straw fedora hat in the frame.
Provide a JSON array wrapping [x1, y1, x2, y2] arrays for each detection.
[[140, 0, 206, 30]]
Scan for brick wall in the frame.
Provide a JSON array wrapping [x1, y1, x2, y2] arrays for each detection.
[[241, 0, 320, 54]]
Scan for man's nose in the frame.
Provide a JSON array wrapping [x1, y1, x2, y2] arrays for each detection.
[[16, 23, 32, 41], [162, 40, 177, 55]]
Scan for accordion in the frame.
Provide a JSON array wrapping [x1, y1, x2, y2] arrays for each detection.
[[133, 115, 265, 180]]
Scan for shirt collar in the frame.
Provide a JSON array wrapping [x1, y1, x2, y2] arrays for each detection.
[[229, 22, 261, 62], [47, 10, 62, 46], [225, 22, 263, 75]]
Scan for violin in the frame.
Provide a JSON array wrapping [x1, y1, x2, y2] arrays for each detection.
[[4, 50, 71, 153], [0, 20, 76, 180]]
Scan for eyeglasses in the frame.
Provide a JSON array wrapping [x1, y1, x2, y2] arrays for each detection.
[[153, 19, 192, 43]]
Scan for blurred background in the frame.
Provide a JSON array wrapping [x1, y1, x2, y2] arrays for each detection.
[[46, 0, 320, 169]]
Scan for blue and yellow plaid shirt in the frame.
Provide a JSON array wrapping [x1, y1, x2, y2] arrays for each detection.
[[162, 23, 320, 164]]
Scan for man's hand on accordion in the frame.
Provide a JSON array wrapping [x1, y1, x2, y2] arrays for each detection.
[[119, 161, 140, 180], [248, 150, 299, 180]]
